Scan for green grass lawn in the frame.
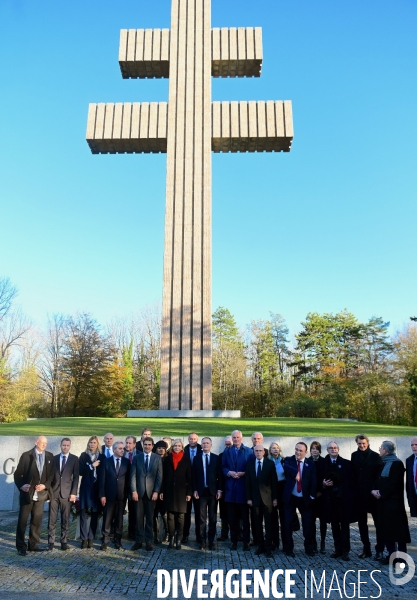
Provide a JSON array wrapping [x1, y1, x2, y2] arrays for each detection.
[[0, 416, 415, 437]]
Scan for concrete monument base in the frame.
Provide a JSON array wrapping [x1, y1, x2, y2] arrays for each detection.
[[126, 410, 241, 418]]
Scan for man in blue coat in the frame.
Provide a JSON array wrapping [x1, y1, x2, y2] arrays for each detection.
[[283, 441, 316, 557], [222, 430, 252, 550]]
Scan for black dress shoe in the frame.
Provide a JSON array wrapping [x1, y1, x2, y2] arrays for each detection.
[[61, 543, 69, 551], [199, 542, 206, 550], [115, 541, 123, 550], [48, 543, 54, 551], [265, 551, 273, 558], [254, 547, 265, 555], [243, 543, 250, 551], [176, 541, 182, 550], [87, 539, 94, 548], [146, 542, 154, 551], [358, 550, 372, 558], [181, 536, 188, 543], [218, 536, 228, 542], [342, 553, 350, 561], [17, 549, 27, 556], [285, 550, 295, 558], [331, 552, 342, 559], [230, 542, 237, 551], [81, 540, 88, 549], [100, 543, 108, 551], [131, 542, 143, 551], [208, 543, 214, 551], [306, 551, 315, 557], [320, 542, 326, 554]]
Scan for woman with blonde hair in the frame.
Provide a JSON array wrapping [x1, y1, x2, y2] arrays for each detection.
[[79, 435, 105, 549], [160, 438, 191, 549], [268, 442, 286, 550]]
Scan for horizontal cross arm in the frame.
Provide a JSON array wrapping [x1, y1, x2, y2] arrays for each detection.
[[86, 100, 293, 154], [212, 101, 293, 153], [86, 102, 168, 154], [119, 27, 262, 80]]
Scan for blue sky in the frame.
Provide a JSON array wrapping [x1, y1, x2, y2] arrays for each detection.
[[1, 0, 416, 338]]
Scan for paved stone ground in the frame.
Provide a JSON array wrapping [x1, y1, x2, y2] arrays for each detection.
[[0, 511, 416, 599]]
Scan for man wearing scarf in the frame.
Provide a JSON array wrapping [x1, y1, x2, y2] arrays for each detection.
[[371, 440, 411, 565], [14, 436, 55, 556]]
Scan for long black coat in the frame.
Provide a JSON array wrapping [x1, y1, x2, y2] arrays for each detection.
[[374, 460, 410, 544], [162, 453, 192, 513], [321, 455, 356, 524], [310, 455, 326, 520], [79, 452, 105, 510], [351, 447, 382, 513], [245, 457, 278, 507], [405, 454, 417, 518]]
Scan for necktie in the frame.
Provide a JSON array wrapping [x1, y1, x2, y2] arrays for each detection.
[[145, 454, 149, 473], [115, 458, 120, 475], [191, 449, 195, 464], [204, 453, 209, 487], [414, 459, 417, 488], [61, 455, 66, 474], [129, 452, 133, 464], [297, 461, 302, 493], [257, 460, 262, 478], [106, 448, 110, 458]]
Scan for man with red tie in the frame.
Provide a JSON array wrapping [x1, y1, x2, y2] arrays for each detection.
[[283, 442, 316, 557]]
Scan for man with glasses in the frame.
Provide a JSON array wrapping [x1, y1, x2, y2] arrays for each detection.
[[322, 442, 354, 561]]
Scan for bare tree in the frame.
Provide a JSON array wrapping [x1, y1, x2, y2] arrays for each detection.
[[38, 314, 67, 417], [0, 277, 18, 323]]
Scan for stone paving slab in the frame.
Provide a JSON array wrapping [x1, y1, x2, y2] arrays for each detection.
[[0, 512, 416, 599]]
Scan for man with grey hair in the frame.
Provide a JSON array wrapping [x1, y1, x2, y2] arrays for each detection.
[[372, 440, 410, 564], [102, 432, 115, 458], [405, 436, 417, 518], [14, 436, 55, 555], [351, 433, 383, 559], [218, 436, 232, 541], [322, 441, 353, 561]]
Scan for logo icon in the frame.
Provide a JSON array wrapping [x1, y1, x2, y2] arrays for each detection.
[[388, 552, 415, 586]]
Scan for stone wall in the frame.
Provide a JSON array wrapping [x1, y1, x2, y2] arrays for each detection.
[[1, 435, 415, 511]]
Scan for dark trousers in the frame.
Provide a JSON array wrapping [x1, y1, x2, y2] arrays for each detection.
[[284, 496, 313, 553], [102, 500, 124, 544], [184, 495, 200, 541], [127, 498, 136, 538], [329, 498, 350, 554], [218, 496, 229, 538], [386, 542, 407, 555], [135, 494, 155, 543], [198, 489, 217, 543], [271, 481, 286, 548], [80, 509, 99, 541], [252, 502, 273, 550], [358, 507, 384, 552], [228, 502, 250, 544], [16, 492, 48, 550], [48, 496, 72, 544], [167, 511, 185, 538]]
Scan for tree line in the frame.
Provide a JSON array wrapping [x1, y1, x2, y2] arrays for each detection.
[[1, 276, 416, 425]]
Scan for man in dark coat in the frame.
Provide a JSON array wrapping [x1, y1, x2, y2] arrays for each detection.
[[14, 436, 55, 555], [245, 445, 278, 557], [405, 437, 417, 518], [101, 432, 115, 458], [99, 441, 130, 550], [48, 437, 79, 550], [130, 437, 163, 551], [192, 436, 222, 550], [322, 441, 354, 561], [217, 436, 232, 541], [283, 442, 316, 557], [182, 432, 202, 543], [371, 440, 411, 564], [124, 435, 138, 540], [135, 427, 152, 453], [351, 433, 384, 559]]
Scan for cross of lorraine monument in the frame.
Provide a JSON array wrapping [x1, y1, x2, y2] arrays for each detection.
[[86, 0, 293, 417]]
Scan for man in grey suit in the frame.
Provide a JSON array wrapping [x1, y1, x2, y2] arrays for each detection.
[[48, 437, 79, 551], [131, 437, 163, 551]]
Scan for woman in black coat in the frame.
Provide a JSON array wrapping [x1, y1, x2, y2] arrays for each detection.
[[78, 435, 105, 548], [371, 440, 411, 564], [160, 438, 192, 549], [153, 441, 169, 543], [310, 441, 327, 554]]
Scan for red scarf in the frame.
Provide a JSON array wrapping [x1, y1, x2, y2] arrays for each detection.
[[172, 450, 184, 470]]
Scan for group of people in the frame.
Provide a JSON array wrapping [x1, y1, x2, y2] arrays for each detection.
[[13, 428, 417, 566]]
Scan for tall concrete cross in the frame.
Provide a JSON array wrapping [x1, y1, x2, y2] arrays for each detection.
[[86, 0, 293, 412]]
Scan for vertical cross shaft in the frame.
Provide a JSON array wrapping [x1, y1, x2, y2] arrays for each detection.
[[160, 0, 212, 410]]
